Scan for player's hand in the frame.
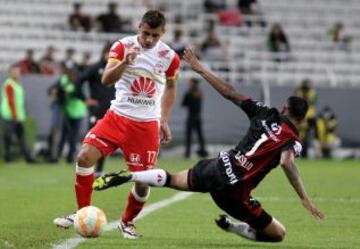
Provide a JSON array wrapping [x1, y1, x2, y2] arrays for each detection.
[[183, 48, 205, 73], [302, 198, 325, 220], [125, 47, 140, 65], [160, 120, 172, 144]]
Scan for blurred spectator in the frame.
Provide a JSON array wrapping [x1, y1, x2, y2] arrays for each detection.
[[315, 106, 340, 158], [1, 65, 35, 163], [78, 52, 92, 72], [97, 2, 129, 33], [17, 49, 40, 74], [61, 48, 78, 71], [182, 78, 208, 158], [203, 0, 226, 13], [267, 23, 290, 62], [45, 82, 63, 163], [40, 46, 59, 75], [77, 43, 115, 177], [170, 30, 187, 58], [328, 21, 352, 51], [56, 67, 86, 163], [198, 21, 227, 61], [68, 2, 93, 32], [294, 79, 317, 158], [238, 0, 266, 27]]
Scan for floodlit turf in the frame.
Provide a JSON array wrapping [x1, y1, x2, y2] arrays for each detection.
[[0, 158, 359, 249]]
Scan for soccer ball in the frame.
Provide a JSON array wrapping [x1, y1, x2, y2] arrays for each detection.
[[74, 206, 107, 238]]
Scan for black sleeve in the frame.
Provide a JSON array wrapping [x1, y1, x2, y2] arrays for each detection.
[[240, 98, 269, 119], [282, 138, 303, 158]]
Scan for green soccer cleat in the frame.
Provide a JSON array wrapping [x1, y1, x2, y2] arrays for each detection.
[[93, 170, 132, 191]]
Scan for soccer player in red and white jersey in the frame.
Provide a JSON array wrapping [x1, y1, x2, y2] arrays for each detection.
[[93, 48, 324, 242], [54, 10, 180, 239]]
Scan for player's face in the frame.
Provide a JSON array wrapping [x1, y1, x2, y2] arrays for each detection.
[[138, 23, 164, 49]]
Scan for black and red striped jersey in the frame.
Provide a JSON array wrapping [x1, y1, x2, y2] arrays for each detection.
[[219, 98, 303, 189]]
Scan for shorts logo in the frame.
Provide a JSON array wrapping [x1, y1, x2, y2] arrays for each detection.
[[129, 153, 141, 164], [85, 132, 108, 147], [131, 76, 156, 98]]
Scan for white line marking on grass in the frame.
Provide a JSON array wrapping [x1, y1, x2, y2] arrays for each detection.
[[52, 192, 193, 249]]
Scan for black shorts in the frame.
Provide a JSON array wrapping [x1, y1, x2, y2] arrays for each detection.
[[188, 158, 272, 230]]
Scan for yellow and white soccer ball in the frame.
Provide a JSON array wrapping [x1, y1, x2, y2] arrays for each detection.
[[74, 206, 107, 237]]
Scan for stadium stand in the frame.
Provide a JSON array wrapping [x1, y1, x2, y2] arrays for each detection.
[[0, 0, 360, 87]]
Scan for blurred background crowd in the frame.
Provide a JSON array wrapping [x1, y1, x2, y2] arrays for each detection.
[[0, 0, 359, 164]]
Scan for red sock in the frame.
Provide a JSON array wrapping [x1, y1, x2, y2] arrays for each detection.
[[121, 190, 147, 223], [75, 166, 95, 209]]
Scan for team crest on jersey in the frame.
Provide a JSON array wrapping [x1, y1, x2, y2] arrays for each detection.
[[157, 49, 169, 58], [131, 76, 156, 98], [154, 62, 164, 74]]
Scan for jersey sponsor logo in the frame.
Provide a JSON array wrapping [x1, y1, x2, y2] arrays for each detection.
[[219, 151, 239, 185], [131, 76, 156, 98], [234, 151, 254, 171], [127, 97, 155, 106], [157, 49, 169, 58], [128, 77, 157, 106]]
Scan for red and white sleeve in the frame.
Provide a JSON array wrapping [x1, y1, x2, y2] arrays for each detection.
[[108, 41, 125, 61], [166, 53, 180, 80]]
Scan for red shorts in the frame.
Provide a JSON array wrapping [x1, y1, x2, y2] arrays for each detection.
[[83, 111, 160, 172]]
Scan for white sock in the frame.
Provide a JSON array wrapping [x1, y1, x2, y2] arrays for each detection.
[[228, 221, 257, 241], [131, 169, 168, 187]]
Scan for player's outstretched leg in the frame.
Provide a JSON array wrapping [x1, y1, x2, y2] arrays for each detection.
[[93, 169, 171, 190], [93, 170, 132, 190]]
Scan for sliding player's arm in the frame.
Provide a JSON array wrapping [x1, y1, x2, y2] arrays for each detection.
[[280, 149, 325, 220], [183, 48, 248, 106]]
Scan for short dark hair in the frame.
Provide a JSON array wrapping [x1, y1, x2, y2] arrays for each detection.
[[141, 10, 166, 29], [286, 96, 308, 120]]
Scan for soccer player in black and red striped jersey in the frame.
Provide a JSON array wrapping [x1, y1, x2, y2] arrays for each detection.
[[93, 48, 324, 242]]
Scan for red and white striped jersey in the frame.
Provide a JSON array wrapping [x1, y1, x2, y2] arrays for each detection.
[[108, 35, 180, 121]]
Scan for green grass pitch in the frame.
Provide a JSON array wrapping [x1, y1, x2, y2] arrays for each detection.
[[0, 158, 359, 249]]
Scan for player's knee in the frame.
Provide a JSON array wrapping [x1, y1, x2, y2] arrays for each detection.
[[77, 150, 94, 167], [134, 183, 150, 199], [271, 227, 286, 242]]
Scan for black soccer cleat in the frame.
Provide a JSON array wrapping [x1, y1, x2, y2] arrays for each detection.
[[93, 170, 132, 191], [215, 214, 231, 231]]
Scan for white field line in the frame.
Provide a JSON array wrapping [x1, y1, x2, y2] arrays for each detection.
[[52, 192, 193, 249]]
